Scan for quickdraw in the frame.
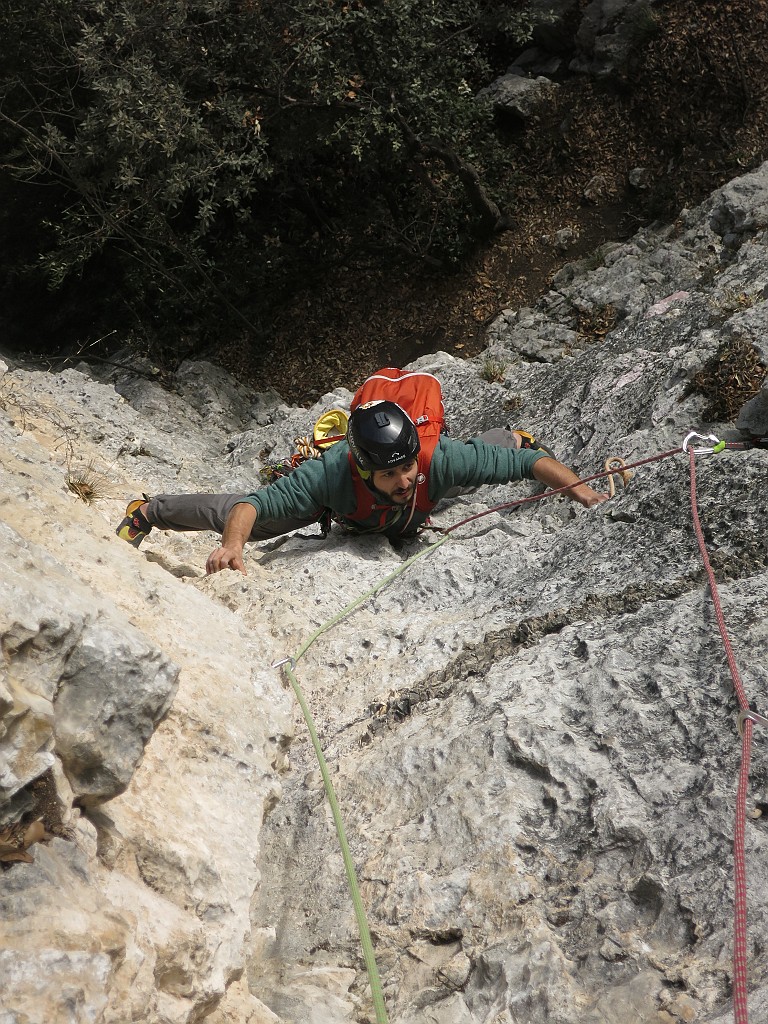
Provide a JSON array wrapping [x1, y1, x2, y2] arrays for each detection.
[[604, 455, 633, 498], [682, 430, 726, 455]]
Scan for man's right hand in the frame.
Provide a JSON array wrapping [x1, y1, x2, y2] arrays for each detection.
[[206, 501, 258, 575], [206, 544, 247, 575]]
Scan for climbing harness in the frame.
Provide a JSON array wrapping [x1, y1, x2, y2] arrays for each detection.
[[270, 428, 764, 1024]]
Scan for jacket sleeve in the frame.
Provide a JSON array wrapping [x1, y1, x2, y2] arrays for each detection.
[[241, 443, 355, 520], [428, 436, 548, 498]]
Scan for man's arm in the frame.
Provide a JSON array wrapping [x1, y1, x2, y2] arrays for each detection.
[[532, 457, 608, 508], [206, 501, 258, 575]]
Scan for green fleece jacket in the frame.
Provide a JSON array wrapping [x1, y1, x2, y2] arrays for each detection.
[[243, 437, 547, 538]]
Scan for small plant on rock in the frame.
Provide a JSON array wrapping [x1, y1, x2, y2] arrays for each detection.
[[711, 287, 762, 317], [480, 358, 508, 383], [66, 457, 109, 505], [577, 304, 619, 342]]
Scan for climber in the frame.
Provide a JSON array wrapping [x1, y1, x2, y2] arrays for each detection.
[[116, 400, 608, 574]]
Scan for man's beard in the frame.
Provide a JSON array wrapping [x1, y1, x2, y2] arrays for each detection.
[[372, 482, 415, 505], [390, 486, 414, 504]]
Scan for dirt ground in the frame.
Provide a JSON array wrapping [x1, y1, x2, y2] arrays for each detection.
[[214, 0, 768, 406]]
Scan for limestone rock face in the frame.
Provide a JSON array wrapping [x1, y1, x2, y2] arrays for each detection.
[[0, 361, 292, 1022], [3, 163, 768, 1023], [2, 523, 179, 812], [54, 618, 179, 807]]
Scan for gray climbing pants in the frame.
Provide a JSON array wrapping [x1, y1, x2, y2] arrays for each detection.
[[147, 492, 313, 542], [146, 427, 526, 542]]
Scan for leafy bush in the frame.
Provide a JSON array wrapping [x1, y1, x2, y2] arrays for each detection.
[[0, 0, 532, 357]]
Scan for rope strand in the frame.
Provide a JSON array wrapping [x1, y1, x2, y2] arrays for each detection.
[[279, 533, 451, 1024], [688, 449, 754, 1023], [274, 439, 759, 1024], [441, 447, 681, 534]]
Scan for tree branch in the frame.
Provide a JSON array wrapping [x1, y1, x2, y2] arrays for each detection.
[[388, 101, 510, 237]]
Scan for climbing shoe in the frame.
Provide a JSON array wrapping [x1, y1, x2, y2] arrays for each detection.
[[512, 429, 557, 459], [116, 498, 152, 548]]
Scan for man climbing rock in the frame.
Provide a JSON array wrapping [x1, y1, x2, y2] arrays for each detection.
[[116, 369, 608, 573]]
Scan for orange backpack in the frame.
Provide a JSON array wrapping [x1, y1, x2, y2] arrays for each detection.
[[345, 367, 447, 526], [350, 367, 445, 439]]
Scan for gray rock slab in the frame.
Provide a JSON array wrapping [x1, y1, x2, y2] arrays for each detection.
[[4, 160, 768, 1024]]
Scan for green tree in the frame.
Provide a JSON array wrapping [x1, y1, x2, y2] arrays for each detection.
[[0, 0, 534, 356]]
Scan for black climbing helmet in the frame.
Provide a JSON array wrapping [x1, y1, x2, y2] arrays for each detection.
[[347, 401, 420, 472]]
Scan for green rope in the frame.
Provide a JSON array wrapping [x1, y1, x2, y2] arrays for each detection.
[[284, 663, 388, 1022], [278, 531, 450, 1024], [292, 532, 450, 662]]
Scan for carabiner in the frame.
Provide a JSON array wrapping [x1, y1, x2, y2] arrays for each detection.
[[271, 656, 297, 670], [738, 708, 768, 737], [682, 431, 726, 455], [604, 455, 633, 498]]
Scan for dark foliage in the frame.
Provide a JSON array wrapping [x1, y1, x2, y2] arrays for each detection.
[[0, 0, 534, 360]]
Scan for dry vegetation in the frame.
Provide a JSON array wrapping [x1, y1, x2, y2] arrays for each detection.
[[693, 338, 767, 422]]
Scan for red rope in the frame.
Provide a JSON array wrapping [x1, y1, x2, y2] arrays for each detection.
[[687, 449, 754, 1023], [441, 446, 682, 534]]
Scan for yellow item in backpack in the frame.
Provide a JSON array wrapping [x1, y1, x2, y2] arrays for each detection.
[[313, 408, 349, 448]]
